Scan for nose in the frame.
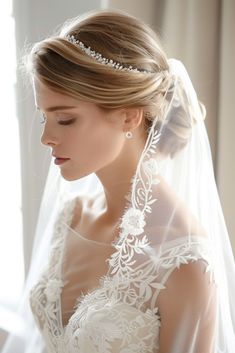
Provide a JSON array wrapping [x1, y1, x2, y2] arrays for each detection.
[[40, 126, 58, 147]]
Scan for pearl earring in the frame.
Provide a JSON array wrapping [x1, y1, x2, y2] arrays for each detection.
[[125, 131, 133, 139]]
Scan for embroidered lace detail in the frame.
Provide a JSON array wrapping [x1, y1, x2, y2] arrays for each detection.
[[29, 199, 74, 351], [65, 302, 160, 353], [120, 208, 146, 236]]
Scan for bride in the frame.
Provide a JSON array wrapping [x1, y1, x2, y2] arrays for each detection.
[[3, 8, 235, 353]]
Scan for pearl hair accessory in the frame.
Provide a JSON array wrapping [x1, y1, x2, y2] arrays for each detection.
[[65, 35, 151, 73]]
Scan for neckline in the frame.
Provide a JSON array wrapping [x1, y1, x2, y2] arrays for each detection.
[[63, 190, 132, 248], [64, 223, 115, 247]]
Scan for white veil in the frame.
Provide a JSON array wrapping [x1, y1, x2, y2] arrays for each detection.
[[2, 44, 235, 353]]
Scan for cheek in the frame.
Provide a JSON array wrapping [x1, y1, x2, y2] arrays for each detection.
[[74, 125, 124, 165], [96, 132, 123, 160]]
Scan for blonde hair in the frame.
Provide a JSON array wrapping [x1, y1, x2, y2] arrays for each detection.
[[25, 9, 199, 157]]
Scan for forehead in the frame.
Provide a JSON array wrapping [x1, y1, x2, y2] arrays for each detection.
[[32, 78, 123, 120], [33, 78, 81, 109]]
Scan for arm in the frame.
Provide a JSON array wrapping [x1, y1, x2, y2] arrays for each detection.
[[156, 260, 218, 353]]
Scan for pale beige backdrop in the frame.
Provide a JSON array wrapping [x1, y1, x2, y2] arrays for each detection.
[[107, 0, 235, 254]]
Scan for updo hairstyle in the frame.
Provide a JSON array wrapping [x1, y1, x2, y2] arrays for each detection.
[[25, 9, 200, 158]]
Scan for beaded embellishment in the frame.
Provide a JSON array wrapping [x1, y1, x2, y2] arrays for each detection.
[[65, 34, 150, 73]]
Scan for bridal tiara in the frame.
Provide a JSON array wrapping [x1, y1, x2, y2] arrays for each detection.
[[65, 34, 151, 74]]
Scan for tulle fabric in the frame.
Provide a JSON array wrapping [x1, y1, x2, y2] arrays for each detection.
[[2, 59, 235, 353]]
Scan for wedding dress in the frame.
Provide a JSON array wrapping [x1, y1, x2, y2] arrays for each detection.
[[29, 192, 217, 353]]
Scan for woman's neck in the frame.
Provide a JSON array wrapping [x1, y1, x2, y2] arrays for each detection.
[[95, 129, 147, 220]]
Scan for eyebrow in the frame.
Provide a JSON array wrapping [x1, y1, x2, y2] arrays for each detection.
[[36, 105, 77, 112]]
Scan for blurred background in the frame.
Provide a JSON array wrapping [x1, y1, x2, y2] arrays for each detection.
[[0, 0, 234, 349]]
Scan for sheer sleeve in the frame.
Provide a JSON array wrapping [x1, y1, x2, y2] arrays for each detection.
[[156, 259, 218, 353]]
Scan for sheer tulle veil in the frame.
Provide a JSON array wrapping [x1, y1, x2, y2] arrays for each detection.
[[2, 53, 235, 353]]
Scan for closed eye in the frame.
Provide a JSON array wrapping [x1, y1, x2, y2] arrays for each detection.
[[58, 119, 76, 126], [39, 113, 76, 126]]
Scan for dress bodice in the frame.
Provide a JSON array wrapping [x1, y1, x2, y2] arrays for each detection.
[[29, 197, 216, 353]]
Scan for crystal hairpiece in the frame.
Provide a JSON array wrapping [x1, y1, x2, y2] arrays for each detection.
[[65, 35, 150, 74]]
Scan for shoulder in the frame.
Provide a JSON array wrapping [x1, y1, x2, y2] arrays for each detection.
[[157, 258, 218, 318], [153, 233, 216, 288], [151, 174, 208, 240], [147, 234, 216, 309], [156, 260, 218, 353], [160, 259, 214, 294]]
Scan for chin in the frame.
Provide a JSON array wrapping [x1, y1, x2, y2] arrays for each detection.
[[60, 174, 81, 182], [60, 170, 91, 182]]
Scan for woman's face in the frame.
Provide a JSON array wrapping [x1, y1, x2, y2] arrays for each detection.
[[34, 80, 128, 181]]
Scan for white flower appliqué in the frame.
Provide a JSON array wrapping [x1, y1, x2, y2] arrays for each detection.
[[120, 208, 146, 235], [44, 278, 63, 302], [143, 158, 160, 185]]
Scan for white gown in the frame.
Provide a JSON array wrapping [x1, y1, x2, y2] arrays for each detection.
[[29, 196, 217, 353]]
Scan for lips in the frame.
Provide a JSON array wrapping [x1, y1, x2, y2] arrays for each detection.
[[54, 157, 70, 165], [52, 153, 70, 166]]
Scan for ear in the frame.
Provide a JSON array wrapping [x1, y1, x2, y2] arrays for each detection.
[[122, 107, 144, 133]]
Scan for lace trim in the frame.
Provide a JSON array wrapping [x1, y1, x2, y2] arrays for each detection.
[[72, 236, 215, 316], [29, 200, 74, 349]]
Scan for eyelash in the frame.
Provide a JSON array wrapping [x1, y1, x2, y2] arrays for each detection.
[[58, 119, 75, 126], [40, 114, 75, 126]]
